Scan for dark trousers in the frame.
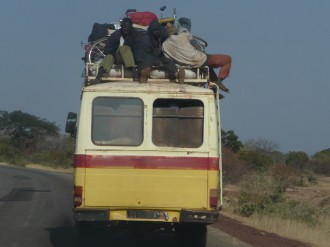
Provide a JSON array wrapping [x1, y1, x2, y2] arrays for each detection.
[[138, 56, 177, 78]]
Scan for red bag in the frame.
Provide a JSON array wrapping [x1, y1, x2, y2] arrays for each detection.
[[128, 11, 158, 26]]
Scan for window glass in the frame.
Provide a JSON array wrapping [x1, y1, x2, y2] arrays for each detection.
[[92, 97, 143, 146], [152, 99, 204, 148]]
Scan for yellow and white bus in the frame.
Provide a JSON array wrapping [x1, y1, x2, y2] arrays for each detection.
[[66, 69, 222, 246]]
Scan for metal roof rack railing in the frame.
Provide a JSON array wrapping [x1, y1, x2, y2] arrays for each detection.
[[85, 62, 210, 86]]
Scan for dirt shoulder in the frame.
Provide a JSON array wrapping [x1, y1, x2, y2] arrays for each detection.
[[212, 214, 311, 247], [0, 162, 73, 174], [25, 163, 73, 174]]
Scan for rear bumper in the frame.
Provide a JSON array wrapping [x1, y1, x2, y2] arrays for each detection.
[[180, 209, 219, 224], [74, 209, 109, 221], [73, 208, 219, 224]]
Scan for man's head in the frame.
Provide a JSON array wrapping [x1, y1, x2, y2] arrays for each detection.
[[148, 20, 163, 39], [165, 22, 177, 36], [177, 17, 191, 33], [120, 17, 133, 35]]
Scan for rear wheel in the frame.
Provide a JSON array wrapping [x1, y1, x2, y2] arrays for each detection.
[[176, 223, 207, 247], [76, 221, 94, 236], [191, 35, 208, 52], [76, 221, 94, 246]]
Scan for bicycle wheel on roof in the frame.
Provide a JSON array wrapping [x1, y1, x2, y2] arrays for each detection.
[[85, 37, 108, 63]]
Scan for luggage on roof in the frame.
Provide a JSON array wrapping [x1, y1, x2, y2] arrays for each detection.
[[127, 11, 158, 26], [88, 23, 116, 42]]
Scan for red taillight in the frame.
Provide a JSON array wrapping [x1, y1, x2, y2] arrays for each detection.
[[210, 189, 219, 208], [74, 186, 83, 207], [84, 44, 91, 51]]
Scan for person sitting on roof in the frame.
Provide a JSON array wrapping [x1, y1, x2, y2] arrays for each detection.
[[162, 18, 232, 92], [91, 18, 138, 84], [132, 20, 185, 83]]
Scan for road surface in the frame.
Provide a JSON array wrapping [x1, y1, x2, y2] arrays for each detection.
[[0, 164, 251, 247]]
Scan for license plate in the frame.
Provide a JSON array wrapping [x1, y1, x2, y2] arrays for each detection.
[[127, 210, 168, 220]]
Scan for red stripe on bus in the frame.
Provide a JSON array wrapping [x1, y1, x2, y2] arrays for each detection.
[[74, 154, 219, 170], [75, 155, 85, 168]]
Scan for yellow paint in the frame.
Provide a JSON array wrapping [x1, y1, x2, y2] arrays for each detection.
[[84, 168, 208, 208]]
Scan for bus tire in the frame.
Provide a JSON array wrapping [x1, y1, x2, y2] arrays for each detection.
[[176, 223, 207, 247]]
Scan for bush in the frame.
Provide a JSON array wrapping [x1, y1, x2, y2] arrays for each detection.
[[313, 148, 330, 161], [270, 163, 298, 189], [285, 151, 309, 170], [309, 160, 330, 175], [270, 163, 318, 188], [264, 200, 324, 226], [0, 134, 74, 168], [29, 135, 74, 168], [235, 172, 285, 216], [232, 169, 326, 225]]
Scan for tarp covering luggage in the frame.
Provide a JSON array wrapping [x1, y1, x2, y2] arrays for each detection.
[[88, 23, 115, 42], [128, 11, 158, 26]]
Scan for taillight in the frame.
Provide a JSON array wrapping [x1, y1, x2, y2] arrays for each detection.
[[74, 186, 83, 207], [84, 44, 91, 51], [210, 189, 219, 208]]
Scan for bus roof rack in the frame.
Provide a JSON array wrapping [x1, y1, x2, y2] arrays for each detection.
[[85, 63, 210, 87]]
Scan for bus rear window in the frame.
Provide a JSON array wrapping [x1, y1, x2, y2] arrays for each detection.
[[92, 97, 143, 146], [152, 99, 204, 148]]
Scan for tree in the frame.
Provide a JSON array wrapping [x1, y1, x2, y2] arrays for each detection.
[[0, 110, 59, 150], [285, 151, 309, 170], [313, 148, 330, 162], [222, 147, 249, 184], [245, 138, 279, 153], [221, 129, 243, 153], [244, 138, 284, 164], [310, 148, 330, 175], [238, 149, 273, 172]]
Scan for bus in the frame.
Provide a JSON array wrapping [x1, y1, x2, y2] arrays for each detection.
[[66, 11, 223, 245]]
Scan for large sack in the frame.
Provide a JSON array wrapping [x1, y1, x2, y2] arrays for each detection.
[[128, 11, 158, 26], [88, 23, 115, 42]]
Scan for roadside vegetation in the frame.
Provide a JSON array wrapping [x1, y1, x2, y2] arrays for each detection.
[[0, 110, 74, 168], [1, 110, 329, 246], [221, 130, 330, 247]]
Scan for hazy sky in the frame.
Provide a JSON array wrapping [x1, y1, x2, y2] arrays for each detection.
[[0, 0, 329, 155]]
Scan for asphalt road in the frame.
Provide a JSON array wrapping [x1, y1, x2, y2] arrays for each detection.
[[0, 164, 251, 247]]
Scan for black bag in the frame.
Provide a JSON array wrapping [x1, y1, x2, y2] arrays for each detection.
[[88, 23, 115, 42]]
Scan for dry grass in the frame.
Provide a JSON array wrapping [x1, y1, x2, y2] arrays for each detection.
[[222, 176, 330, 247], [285, 176, 330, 204], [240, 214, 330, 247]]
